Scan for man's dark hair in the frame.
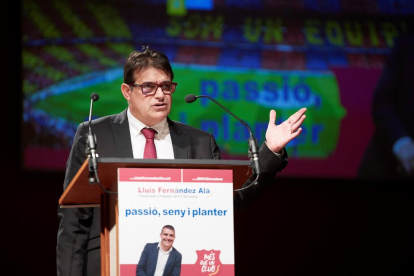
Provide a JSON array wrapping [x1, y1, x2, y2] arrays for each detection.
[[123, 45, 174, 84], [161, 225, 175, 233]]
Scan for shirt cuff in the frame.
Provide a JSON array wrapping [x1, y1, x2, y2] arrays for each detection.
[[273, 148, 284, 157], [265, 141, 284, 157]]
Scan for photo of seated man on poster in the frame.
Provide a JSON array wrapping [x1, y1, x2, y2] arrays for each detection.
[[136, 225, 182, 276]]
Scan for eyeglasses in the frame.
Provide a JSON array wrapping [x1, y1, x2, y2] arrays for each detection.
[[129, 82, 178, 96]]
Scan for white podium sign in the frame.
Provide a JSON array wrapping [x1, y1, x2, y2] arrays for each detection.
[[118, 167, 235, 276]]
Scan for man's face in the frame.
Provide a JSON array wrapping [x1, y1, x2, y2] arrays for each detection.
[[160, 228, 175, 251], [121, 67, 172, 126]]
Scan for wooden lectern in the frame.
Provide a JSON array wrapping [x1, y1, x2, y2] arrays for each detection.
[[59, 157, 252, 276]]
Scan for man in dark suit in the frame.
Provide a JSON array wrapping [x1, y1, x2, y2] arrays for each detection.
[[358, 34, 414, 180], [56, 46, 307, 276], [136, 225, 182, 276]]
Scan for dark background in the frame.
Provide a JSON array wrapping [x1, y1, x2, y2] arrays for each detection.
[[5, 1, 414, 275]]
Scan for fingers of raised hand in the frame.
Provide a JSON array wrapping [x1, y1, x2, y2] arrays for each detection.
[[287, 108, 306, 133], [289, 108, 306, 123], [287, 107, 306, 124], [290, 114, 306, 134], [268, 110, 276, 126]]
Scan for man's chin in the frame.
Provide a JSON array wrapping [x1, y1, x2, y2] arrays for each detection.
[[153, 111, 170, 119], [145, 112, 169, 126]]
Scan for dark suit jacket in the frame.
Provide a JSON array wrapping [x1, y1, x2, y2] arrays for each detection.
[[136, 243, 181, 276], [57, 109, 287, 276]]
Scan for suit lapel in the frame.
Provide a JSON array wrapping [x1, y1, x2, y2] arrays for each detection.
[[163, 248, 176, 275], [168, 118, 188, 159], [150, 243, 159, 274], [111, 110, 134, 158], [110, 114, 187, 159]]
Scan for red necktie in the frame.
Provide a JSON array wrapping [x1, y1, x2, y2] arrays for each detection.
[[141, 128, 157, 159]]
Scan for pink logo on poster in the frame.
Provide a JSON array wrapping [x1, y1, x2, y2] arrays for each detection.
[[196, 250, 222, 275]]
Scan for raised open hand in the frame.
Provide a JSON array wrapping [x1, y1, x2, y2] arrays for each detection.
[[265, 108, 307, 153]]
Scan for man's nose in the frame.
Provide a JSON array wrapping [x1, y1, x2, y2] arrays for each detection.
[[154, 87, 165, 98]]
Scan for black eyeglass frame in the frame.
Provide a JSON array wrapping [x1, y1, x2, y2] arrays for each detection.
[[128, 82, 178, 96]]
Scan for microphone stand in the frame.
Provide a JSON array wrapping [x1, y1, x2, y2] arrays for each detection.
[[85, 93, 117, 194], [86, 93, 99, 183], [185, 94, 261, 178]]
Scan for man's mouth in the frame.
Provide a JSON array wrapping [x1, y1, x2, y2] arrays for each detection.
[[153, 103, 167, 109]]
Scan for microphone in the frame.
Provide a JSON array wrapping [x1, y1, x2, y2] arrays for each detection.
[[87, 92, 99, 183], [185, 94, 261, 176], [184, 94, 197, 103]]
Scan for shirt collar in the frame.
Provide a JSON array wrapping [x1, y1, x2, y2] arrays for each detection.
[[157, 242, 173, 253], [127, 108, 169, 139]]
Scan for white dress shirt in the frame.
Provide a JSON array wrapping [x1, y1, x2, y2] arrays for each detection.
[[154, 243, 173, 276], [127, 109, 174, 159]]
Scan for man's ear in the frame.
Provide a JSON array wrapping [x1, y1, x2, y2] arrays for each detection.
[[121, 83, 131, 101]]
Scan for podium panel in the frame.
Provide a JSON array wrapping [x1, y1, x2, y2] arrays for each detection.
[[118, 167, 235, 276], [59, 158, 251, 276]]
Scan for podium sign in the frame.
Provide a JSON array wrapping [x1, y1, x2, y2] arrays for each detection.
[[59, 158, 251, 276], [118, 167, 235, 276]]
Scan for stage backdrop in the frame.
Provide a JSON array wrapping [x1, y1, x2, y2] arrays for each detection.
[[21, 0, 414, 179]]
